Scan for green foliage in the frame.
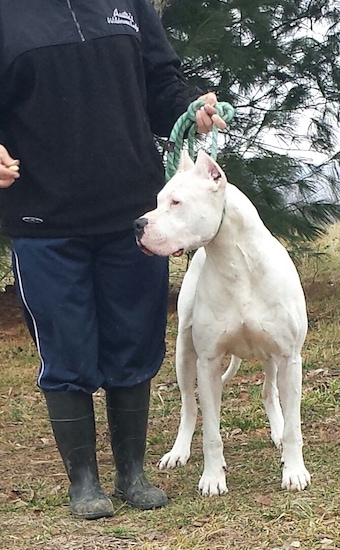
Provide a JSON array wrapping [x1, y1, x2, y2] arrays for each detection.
[[163, 0, 340, 243], [221, 152, 340, 242]]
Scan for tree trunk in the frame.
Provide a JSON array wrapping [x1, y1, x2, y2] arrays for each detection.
[[150, 0, 177, 18], [150, 0, 166, 17]]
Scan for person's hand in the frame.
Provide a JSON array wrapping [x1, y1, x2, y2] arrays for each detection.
[[195, 92, 227, 134], [0, 144, 20, 188]]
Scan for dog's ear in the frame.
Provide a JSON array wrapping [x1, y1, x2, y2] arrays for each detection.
[[178, 150, 195, 172], [194, 150, 225, 189]]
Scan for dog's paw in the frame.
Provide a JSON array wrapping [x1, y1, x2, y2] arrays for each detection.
[[158, 448, 190, 470], [281, 466, 311, 491], [198, 470, 228, 496], [271, 432, 283, 450]]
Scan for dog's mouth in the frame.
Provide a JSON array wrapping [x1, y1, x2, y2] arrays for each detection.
[[136, 239, 184, 258], [136, 240, 154, 256]]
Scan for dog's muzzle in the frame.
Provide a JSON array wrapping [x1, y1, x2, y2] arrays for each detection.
[[134, 217, 154, 256], [134, 217, 148, 240]]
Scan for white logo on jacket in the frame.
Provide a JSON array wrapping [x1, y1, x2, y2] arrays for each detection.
[[107, 9, 139, 32]]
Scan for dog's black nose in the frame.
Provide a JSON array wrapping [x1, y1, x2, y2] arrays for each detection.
[[134, 217, 148, 238]]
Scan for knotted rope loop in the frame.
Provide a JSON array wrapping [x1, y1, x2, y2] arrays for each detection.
[[165, 99, 234, 181]]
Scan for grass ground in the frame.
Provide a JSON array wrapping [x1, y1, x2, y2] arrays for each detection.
[[0, 224, 339, 549]]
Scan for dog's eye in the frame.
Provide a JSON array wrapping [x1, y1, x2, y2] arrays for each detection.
[[171, 199, 181, 207]]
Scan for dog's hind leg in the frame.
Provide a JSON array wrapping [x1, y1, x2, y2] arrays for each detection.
[[262, 358, 284, 449], [276, 354, 311, 491]]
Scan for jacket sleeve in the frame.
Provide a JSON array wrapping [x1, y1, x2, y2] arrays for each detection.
[[137, 0, 203, 137], [0, 19, 5, 144]]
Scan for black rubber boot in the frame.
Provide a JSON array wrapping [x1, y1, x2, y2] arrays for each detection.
[[106, 381, 168, 510], [44, 391, 114, 520]]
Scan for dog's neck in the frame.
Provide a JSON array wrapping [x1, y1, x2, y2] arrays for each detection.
[[215, 200, 227, 235], [205, 183, 271, 266]]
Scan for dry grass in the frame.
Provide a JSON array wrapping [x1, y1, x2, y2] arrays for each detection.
[[0, 224, 340, 549]]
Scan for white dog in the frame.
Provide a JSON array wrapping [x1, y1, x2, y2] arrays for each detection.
[[134, 150, 311, 495]]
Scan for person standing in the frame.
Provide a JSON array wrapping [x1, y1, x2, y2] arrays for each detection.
[[0, 0, 225, 519]]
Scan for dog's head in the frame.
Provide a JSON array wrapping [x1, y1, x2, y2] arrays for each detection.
[[134, 150, 227, 257]]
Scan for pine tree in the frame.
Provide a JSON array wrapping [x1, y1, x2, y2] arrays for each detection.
[[161, 0, 340, 243]]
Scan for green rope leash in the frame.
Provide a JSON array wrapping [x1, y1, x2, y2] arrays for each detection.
[[165, 99, 234, 181]]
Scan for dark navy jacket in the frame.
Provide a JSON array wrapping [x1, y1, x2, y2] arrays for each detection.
[[0, 0, 201, 237]]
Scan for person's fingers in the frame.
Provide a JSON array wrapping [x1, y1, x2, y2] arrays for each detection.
[[198, 92, 218, 106], [195, 94, 228, 132], [211, 113, 227, 130], [0, 162, 20, 188], [0, 145, 18, 168], [202, 104, 216, 115], [196, 109, 227, 133], [196, 109, 212, 133]]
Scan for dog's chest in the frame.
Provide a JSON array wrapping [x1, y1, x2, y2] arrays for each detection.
[[222, 319, 283, 360], [192, 290, 284, 361]]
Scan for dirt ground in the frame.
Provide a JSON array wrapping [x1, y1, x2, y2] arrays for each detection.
[[1, 278, 339, 550], [0, 285, 25, 332]]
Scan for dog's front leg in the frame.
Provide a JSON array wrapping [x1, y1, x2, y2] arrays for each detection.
[[159, 325, 198, 469], [197, 355, 228, 496], [277, 354, 311, 491]]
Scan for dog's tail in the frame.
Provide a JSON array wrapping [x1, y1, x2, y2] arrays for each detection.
[[221, 356, 242, 386]]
